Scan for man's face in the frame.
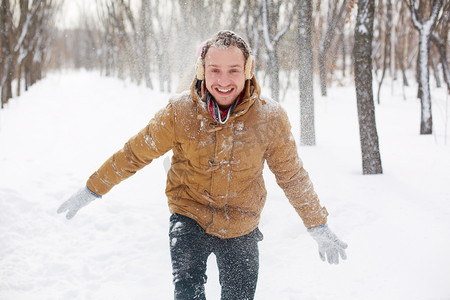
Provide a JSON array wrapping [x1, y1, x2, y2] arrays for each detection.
[[204, 46, 246, 109]]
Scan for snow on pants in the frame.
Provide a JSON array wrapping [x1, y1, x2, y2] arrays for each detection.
[[169, 213, 264, 300]]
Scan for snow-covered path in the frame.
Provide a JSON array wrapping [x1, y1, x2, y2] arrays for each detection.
[[1, 71, 449, 299]]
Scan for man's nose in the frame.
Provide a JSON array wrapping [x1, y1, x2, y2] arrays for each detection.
[[217, 74, 231, 85]]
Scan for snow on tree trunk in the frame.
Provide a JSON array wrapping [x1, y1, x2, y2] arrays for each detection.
[[417, 30, 433, 134], [354, 0, 383, 175], [410, 0, 443, 135], [297, 0, 315, 146]]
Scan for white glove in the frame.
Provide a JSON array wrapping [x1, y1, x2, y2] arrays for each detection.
[[308, 224, 347, 264], [57, 186, 100, 219]]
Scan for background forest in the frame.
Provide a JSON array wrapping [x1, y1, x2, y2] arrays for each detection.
[[2, 1, 448, 98], [1, 0, 449, 169], [53, 0, 449, 98]]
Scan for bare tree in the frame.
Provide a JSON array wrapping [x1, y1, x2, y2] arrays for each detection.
[[318, 0, 348, 97], [115, 0, 139, 82], [430, 0, 450, 92], [376, 0, 393, 104], [409, 0, 443, 135], [244, 0, 262, 75], [354, 0, 383, 175], [229, 0, 244, 31], [261, 0, 297, 102], [297, 0, 315, 145], [395, 0, 411, 90], [96, 0, 136, 80], [1, 0, 13, 106], [25, 0, 59, 88], [138, 0, 153, 89], [1, 0, 56, 107], [154, 0, 174, 92]]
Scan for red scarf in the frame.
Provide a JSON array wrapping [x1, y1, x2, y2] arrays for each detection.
[[207, 91, 243, 123]]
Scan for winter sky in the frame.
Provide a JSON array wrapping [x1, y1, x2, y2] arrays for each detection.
[[57, 0, 96, 28], [58, 0, 145, 29]]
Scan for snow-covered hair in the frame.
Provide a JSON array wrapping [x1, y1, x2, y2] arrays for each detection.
[[200, 30, 252, 63]]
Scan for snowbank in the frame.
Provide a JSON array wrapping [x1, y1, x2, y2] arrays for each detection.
[[1, 71, 449, 299]]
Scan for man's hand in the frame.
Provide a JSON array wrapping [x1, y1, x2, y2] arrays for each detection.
[[57, 187, 100, 219], [308, 224, 347, 264]]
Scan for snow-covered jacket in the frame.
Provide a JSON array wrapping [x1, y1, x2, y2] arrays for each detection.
[[86, 76, 328, 238]]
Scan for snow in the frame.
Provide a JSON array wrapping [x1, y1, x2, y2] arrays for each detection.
[[356, 24, 368, 35], [1, 70, 450, 299]]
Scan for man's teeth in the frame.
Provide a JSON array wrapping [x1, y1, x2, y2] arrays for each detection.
[[218, 88, 232, 93]]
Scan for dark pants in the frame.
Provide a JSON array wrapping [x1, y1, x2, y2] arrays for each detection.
[[169, 213, 263, 300]]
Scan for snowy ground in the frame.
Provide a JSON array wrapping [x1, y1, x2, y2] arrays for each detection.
[[1, 70, 449, 300]]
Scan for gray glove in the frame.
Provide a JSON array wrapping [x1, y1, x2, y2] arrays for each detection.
[[57, 186, 100, 219], [308, 224, 347, 264]]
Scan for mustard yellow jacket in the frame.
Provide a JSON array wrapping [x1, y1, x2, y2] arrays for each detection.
[[87, 77, 328, 238]]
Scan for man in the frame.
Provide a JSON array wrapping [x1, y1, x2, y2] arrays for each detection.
[[58, 30, 347, 300]]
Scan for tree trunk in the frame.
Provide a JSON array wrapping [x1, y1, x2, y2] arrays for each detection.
[[318, 0, 347, 96], [229, 0, 241, 31], [431, 33, 450, 92], [410, 0, 443, 135], [261, 0, 280, 102], [298, 0, 315, 146], [1, 0, 13, 107], [139, 0, 153, 89], [268, 50, 280, 102], [377, 0, 392, 105], [341, 30, 346, 77], [430, 49, 441, 88], [395, 48, 409, 87], [354, 0, 383, 175], [417, 32, 433, 133], [261, 0, 296, 102], [16, 64, 22, 97]]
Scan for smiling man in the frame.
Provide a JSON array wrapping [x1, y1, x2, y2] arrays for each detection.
[[58, 30, 347, 300]]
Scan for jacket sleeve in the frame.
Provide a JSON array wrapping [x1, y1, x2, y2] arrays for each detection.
[[86, 102, 175, 195], [264, 107, 328, 228]]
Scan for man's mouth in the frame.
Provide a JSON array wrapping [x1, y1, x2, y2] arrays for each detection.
[[217, 88, 232, 93]]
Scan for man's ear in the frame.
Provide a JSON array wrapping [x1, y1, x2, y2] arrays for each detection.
[[196, 57, 205, 80], [245, 55, 255, 80]]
